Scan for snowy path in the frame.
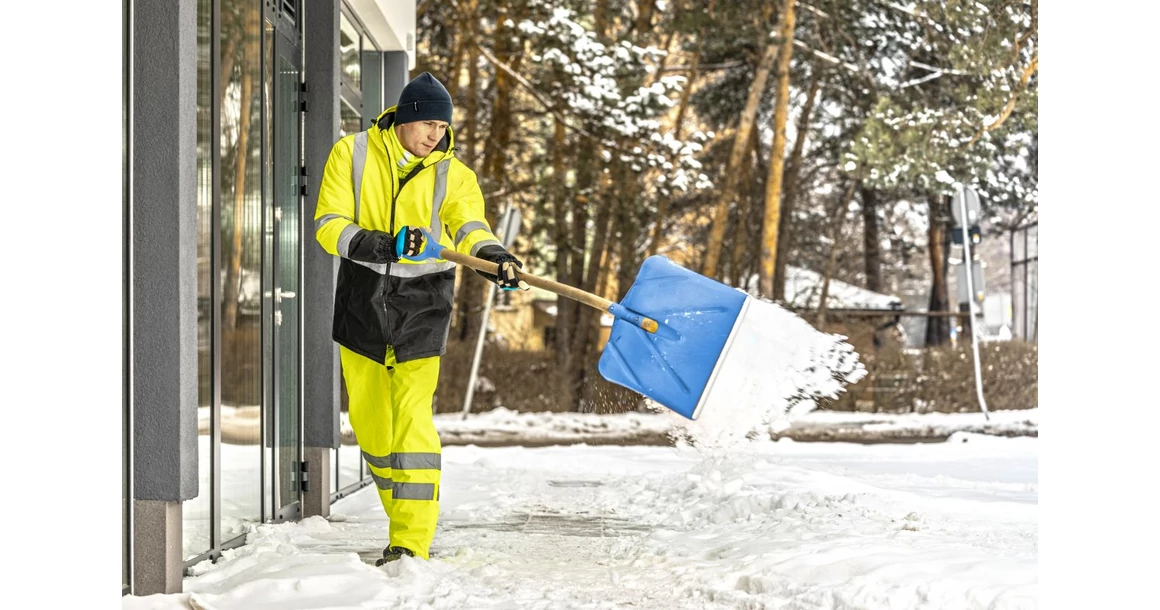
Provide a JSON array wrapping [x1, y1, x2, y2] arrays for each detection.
[[129, 436, 1037, 610]]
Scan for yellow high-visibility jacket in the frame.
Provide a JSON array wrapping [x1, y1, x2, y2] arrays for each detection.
[[314, 106, 502, 363]]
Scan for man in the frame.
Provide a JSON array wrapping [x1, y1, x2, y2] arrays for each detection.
[[314, 72, 526, 565]]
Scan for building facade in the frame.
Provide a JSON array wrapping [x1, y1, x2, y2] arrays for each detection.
[[124, 0, 416, 595]]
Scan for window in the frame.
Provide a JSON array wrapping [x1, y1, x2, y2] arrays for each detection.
[[339, 12, 361, 91], [339, 98, 361, 138]]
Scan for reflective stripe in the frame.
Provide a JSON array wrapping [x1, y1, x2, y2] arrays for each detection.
[[470, 239, 502, 256], [346, 260, 457, 275], [315, 213, 351, 234], [393, 482, 436, 501], [337, 224, 361, 258], [352, 132, 368, 224], [388, 261, 456, 278], [371, 471, 393, 491], [350, 135, 452, 257], [429, 160, 451, 238], [455, 221, 489, 246], [362, 451, 392, 470], [391, 453, 442, 470], [353, 260, 390, 275]]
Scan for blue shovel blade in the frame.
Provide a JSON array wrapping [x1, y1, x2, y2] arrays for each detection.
[[597, 255, 747, 419]]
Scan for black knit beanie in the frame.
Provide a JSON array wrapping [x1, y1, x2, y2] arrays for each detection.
[[394, 72, 453, 126]]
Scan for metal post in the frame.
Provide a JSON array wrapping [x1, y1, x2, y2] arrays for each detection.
[[461, 283, 498, 419], [461, 205, 521, 419], [957, 186, 990, 420]]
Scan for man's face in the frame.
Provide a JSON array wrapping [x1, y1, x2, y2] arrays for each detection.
[[396, 120, 449, 157]]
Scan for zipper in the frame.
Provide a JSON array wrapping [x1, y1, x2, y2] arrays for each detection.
[[384, 156, 439, 349], [389, 161, 437, 235]]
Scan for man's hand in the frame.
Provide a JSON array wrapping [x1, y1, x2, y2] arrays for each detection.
[[348, 229, 398, 264], [349, 227, 430, 264], [475, 245, 529, 291], [395, 226, 425, 259]]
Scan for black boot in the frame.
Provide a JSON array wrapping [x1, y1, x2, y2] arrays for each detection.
[[375, 546, 415, 566]]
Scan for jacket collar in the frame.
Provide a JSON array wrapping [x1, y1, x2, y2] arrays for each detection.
[[372, 105, 454, 166]]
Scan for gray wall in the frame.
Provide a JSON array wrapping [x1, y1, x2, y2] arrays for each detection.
[[132, 0, 199, 502], [303, 0, 342, 450], [361, 51, 383, 129], [384, 51, 409, 110]]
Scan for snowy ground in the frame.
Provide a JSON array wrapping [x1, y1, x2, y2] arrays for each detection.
[[124, 429, 1037, 610], [434, 406, 1039, 446]]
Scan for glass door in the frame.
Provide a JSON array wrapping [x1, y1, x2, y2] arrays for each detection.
[[269, 24, 302, 520]]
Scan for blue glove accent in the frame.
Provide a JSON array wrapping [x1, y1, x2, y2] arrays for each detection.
[[399, 227, 445, 261], [395, 230, 408, 259]]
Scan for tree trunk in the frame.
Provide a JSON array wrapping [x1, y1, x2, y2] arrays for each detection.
[[458, 3, 517, 343], [550, 117, 576, 411], [703, 26, 782, 279], [729, 126, 761, 286], [925, 195, 951, 346], [635, 0, 656, 38], [816, 178, 859, 330], [648, 0, 682, 85], [860, 185, 882, 293], [774, 69, 822, 302], [223, 5, 259, 332], [758, 0, 796, 299], [445, 21, 465, 102], [479, 4, 522, 188], [647, 0, 713, 257], [462, 2, 479, 167]]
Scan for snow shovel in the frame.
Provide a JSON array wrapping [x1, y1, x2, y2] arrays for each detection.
[[425, 232, 748, 420]]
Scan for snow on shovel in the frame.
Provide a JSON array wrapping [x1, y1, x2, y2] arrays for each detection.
[[418, 232, 863, 421]]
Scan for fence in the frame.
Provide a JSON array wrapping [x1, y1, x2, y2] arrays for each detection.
[[1010, 222, 1038, 343]]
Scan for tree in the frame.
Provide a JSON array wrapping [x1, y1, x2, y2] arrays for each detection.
[[757, 0, 796, 299]]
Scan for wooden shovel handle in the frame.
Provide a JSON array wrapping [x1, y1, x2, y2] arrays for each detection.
[[438, 249, 657, 333]]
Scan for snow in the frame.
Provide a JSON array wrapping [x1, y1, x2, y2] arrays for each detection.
[[120, 263, 1046, 610], [433, 407, 1038, 447], [124, 433, 1038, 609], [779, 266, 903, 310]]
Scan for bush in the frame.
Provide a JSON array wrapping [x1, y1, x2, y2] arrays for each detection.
[[434, 339, 644, 415], [826, 339, 1038, 413], [435, 332, 1038, 416]]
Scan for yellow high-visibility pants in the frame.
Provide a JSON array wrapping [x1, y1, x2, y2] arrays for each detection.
[[340, 345, 442, 559]]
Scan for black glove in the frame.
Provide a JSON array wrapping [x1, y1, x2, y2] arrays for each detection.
[[396, 226, 425, 259], [347, 229, 399, 264], [475, 244, 527, 290]]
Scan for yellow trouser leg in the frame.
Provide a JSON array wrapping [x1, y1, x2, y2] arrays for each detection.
[[340, 346, 442, 560]]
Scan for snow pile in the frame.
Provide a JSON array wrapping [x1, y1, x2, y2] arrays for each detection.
[[433, 407, 1037, 446], [663, 297, 867, 452], [434, 407, 673, 446]]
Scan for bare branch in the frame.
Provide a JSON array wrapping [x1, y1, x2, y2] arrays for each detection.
[[898, 69, 944, 89], [798, 1, 830, 19], [910, 60, 969, 76], [471, 40, 619, 149], [793, 39, 860, 75], [660, 61, 745, 72]]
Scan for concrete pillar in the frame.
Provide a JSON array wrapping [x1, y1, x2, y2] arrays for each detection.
[[301, 0, 342, 518], [302, 446, 334, 518], [131, 0, 199, 595], [133, 501, 184, 594]]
